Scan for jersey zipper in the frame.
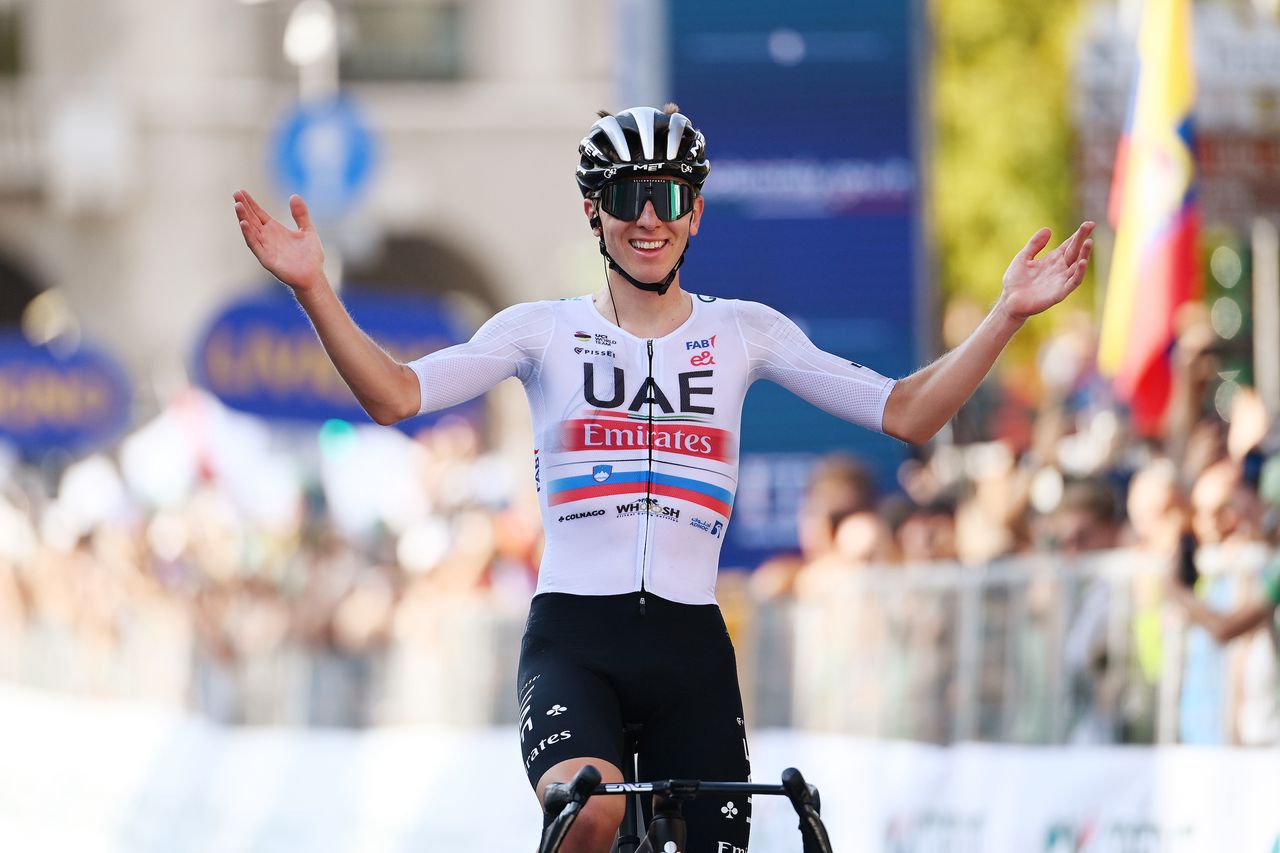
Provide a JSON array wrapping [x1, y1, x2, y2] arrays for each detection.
[[638, 338, 655, 616]]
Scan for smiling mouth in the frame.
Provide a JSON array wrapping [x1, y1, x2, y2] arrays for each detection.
[[629, 239, 668, 252]]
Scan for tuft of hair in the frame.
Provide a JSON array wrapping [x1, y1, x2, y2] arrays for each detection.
[[596, 109, 612, 118], [663, 102, 680, 115]]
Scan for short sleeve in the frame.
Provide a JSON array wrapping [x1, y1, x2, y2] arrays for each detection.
[[408, 301, 555, 415], [732, 299, 896, 434]]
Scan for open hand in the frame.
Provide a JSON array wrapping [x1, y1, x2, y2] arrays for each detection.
[[999, 222, 1095, 322], [233, 190, 326, 293]]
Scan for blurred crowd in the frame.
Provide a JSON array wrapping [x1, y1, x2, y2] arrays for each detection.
[[0, 304, 1278, 746], [745, 301, 1280, 746], [0, 400, 544, 727]]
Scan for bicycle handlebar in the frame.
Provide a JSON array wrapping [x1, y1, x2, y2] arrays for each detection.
[[538, 764, 602, 853], [541, 765, 833, 853], [781, 768, 834, 853]]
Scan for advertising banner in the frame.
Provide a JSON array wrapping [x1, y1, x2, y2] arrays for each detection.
[[668, 1, 923, 568], [194, 287, 476, 429], [2, 684, 1277, 853]]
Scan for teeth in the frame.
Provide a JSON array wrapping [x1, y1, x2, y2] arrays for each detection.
[[630, 240, 666, 250]]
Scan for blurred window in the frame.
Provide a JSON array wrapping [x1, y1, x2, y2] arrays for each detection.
[[339, 1, 464, 82]]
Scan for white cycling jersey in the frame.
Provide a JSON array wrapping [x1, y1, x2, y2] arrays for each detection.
[[408, 293, 896, 605]]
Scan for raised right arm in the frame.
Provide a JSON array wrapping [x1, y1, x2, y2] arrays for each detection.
[[234, 190, 419, 424], [234, 190, 548, 425]]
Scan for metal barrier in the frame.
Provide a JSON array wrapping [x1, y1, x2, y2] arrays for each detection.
[[3, 547, 1275, 744]]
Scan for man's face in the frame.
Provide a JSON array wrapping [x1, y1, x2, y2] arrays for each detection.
[[1052, 509, 1117, 555], [585, 178, 703, 281], [1191, 465, 1245, 545]]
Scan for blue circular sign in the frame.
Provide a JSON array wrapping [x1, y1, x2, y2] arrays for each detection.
[[271, 96, 377, 218]]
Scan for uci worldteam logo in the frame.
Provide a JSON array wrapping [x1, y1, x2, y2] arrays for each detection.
[[593, 464, 612, 482]]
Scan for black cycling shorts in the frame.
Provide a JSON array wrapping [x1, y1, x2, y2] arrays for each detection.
[[517, 590, 752, 853]]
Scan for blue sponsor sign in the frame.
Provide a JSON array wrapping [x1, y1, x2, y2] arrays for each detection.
[[271, 96, 378, 219], [669, 1, 923, 568], [0, 334, 132, 453], [194, 287, 475, 429]]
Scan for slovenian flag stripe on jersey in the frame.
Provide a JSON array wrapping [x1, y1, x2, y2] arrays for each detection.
[[548, 470, 733, 517]]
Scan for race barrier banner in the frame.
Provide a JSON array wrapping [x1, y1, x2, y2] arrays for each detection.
[[1, 682, 1275, 853]]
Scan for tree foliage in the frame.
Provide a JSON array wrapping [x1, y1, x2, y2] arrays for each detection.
[[930, 0, 1086, 359]]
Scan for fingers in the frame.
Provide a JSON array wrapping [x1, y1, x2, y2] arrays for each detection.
[[234, 189, 272, 227], [290, 195, 313, 232], [1018, 227, 1052, 261], [234, 201, 260, 251], [1059, 221, 1096, 265], [238, 218, 260, 252], [1063, 239, 1093, 292]]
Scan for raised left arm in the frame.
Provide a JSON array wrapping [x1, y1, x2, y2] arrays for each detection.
[[882, 222, 1094, 444]]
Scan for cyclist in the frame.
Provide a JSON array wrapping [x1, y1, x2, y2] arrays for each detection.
[[233, 103, 1093, 853]]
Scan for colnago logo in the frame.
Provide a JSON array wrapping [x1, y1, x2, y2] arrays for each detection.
[[558, 509, 605, 523], [617, 498, 680, 522]]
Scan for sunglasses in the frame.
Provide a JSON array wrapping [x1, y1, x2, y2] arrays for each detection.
[[598, 179, 695, 222]]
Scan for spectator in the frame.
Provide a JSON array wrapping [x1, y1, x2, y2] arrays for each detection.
[[750, 453, 878, 599], [892, 497, 959, 565], [1048, 478, 1124, 743], [1170, 455, 1278, 745]]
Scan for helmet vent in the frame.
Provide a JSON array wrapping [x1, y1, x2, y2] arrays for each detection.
[[666, 113, 689, 161], [595, 115, 631, 163], [631, 107, 656, 161]]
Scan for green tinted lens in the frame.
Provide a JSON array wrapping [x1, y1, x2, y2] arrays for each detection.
[[600, 180, 693, 221]]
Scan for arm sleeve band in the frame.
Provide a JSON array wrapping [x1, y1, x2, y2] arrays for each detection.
[[407, 301, 554, 415], [734, 299, 896, 434]]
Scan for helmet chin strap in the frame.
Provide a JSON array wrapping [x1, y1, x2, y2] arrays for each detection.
[[598, 237, 685, 297]]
